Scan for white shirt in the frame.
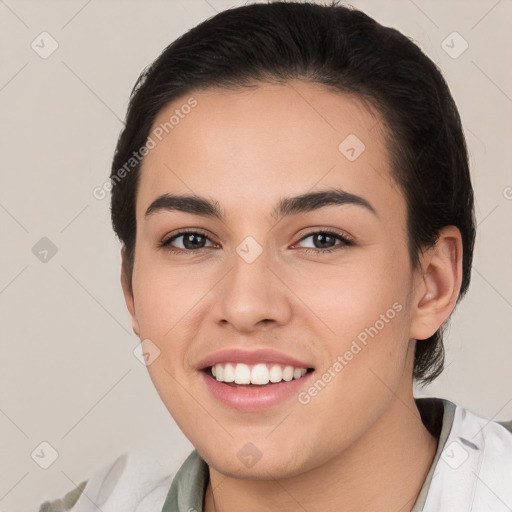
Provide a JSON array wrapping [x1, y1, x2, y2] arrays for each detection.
[[39, 398, 512, 512]]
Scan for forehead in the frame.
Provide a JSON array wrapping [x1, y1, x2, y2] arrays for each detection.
[[136, 80, 403, 224]]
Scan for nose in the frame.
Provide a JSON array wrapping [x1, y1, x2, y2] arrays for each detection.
[[214, 244, 292, 333]]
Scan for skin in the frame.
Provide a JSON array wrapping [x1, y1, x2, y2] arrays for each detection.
[[121, 80, 463, 511]]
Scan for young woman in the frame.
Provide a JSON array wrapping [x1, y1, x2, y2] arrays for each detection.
[[39, 2, 512, 511]]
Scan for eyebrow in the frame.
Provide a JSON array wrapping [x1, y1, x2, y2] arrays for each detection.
[[144, 188, 378, 222]]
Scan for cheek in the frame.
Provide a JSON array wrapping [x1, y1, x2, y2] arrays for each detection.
[[130, 262, 202, 391], [292, 253, 408, 339], [131, 254, 207, 339], [288, 248, 412, 392]]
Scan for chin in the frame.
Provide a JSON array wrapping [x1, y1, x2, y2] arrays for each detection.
[[202, 443, 316, 481]]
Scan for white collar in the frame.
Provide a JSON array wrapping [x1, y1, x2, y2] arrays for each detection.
[[421, 403, 512, 511]]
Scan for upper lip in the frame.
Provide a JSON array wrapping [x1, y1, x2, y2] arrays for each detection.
[[196, 348, 315, 370]]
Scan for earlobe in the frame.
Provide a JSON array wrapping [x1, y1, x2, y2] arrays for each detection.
[[120, 247, 140, 338], [410, 226, 463, 340]]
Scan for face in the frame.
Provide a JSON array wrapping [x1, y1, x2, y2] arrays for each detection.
[[123, 80, 422, 478]]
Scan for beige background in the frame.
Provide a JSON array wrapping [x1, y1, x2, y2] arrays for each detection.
[[0, 0, 510, 509]]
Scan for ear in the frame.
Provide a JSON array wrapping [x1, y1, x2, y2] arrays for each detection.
[[120, 246, 140, 338], [409, 226, 463, 341]]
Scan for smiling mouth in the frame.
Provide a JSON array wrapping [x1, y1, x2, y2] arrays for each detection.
[[203, 364, 315, 388]]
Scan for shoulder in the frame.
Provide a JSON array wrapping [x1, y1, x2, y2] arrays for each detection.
[[37, 442, 187, 512], [422, 401, 512, 512], [497, 418, 512, 434], [447, 402, 512, 471], [38, 480, 88, 512], [454, 402, 512, 445]]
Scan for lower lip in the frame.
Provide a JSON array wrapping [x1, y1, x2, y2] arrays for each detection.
[[199, 369, 315, 412]]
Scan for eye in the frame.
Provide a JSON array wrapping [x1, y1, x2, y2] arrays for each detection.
[[160, 229, 216, 252], [159, 229, 353, 255], [293, 230, 353, 254]]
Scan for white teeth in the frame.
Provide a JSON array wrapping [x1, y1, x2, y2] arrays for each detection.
[[211, 362, 309, 385], [269, 364, 282, 382], [282, 366, 294, 382], [234, 363, 251, 384], [223, 362, 235, 382], [251, 363, 269, 385]]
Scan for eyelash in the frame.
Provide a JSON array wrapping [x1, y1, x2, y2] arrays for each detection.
[[159, 229, 353, 255]]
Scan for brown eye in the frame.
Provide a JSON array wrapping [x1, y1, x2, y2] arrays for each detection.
[[161, 230, 215, 252], [295, 230, 353, 254]]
